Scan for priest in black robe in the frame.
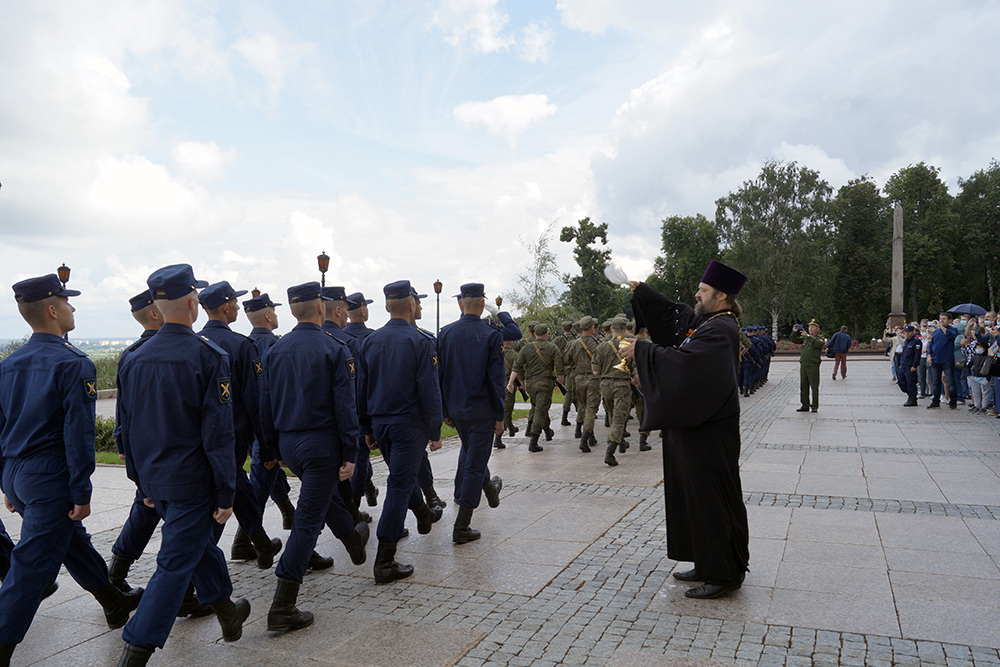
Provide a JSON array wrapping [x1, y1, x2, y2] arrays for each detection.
[[619, 260, 750, 599]]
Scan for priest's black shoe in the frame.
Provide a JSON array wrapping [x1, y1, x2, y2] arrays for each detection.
[[672, 567, 700, 582], [604, 442, 618, 466], [453, 506, 481, 544], [528, 433, 544, 452], [116, 643, 153, 667], [211, 597, 251, 641], [483, 475, 503, 508], [307, 550, 334, 571], [795, 406, 809, 412], [266, 579, 314, 632], [374, 541, 414, 584], [684, 583, 740, 599]]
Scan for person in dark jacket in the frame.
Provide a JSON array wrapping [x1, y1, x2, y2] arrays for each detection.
[[897, 325, 922, 406], [827, 326, 852, 380], [927, 313, 959, 409]]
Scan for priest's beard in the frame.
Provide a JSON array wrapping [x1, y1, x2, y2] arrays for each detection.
[[694, 298, 718, 317]]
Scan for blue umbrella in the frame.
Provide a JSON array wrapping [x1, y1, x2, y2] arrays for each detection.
[[948, 303, 986, 316]]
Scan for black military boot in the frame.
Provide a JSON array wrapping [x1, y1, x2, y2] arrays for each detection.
[[108, 553, 135, 593], [423, 485, 447, 511], [94, 581, 143, 630], [508, 424, 518, 437], [116, 643, 153, 667], [483, 475, 503, 508], [365, 480, 379, 507], [528, 432, 543, 452], [574, 422, 582, 439], [589, 432, 598, 447], [579, 431, 591, 453], [639, 432, 651, 451], [275, 497, 296, 530], [230, 527, 256, 561], [1, 644, 15, 667], [605, 414, 611, 428], [493, 433, 505, 449], [604, 442, 619, 467], [544, 427, 554, 441], [561, 410, 571, 426], [414, 503, 443, 534], [346, 498, 372, 525], [619, 440, 629, 453], [250, 529, 282, 569], [177, 582, 212, 618], [453, 506, 481, 544], [266, 578, 314, 632], [341, 523, 371, 565], [373, 541, 413, 584], [211, 597, 251, 641], [308, 550, 333, 571], [903, 394, 918, 407]]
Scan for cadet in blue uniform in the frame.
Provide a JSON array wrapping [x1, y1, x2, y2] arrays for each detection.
[[409, 287, 448, 512], [196, 282, 282, 569], [361, 281, 443, 583], [437, 283, 505, 543], [345, 291, 379, 508], [897, 325, 922, 406], [243, 293, 297, 531], [322, 286, 374, 530], [116, 264, 250, 665], [0, 275, 142, 667], [108, 292, 211, 618], [260, 282, 368, 632]]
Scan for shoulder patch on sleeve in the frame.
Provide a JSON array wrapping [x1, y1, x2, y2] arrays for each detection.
[[432, 353, 438, 368], [218, 377, 232, 404], [83, 377, 98, 402], [346, 356, 356, 380], [253, 357, 262, 379], [198, 335, 228, 356]]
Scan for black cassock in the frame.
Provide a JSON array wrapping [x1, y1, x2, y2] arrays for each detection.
[[631, 282, 750, 585]]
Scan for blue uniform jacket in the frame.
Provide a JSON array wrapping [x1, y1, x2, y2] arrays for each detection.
[[438, 314, 505, 422], [259, 322, 359, 463], [199, 320, 268, 459], [344, 322, 373, 339], [928, 326, 958, 363], [117, 323, 237, 508], [0, 333, 97, 506], [114, 329, 156, 455], [249, 327, 279, 355], [899, 336, 922, 368], [486, 311, 523, 342], [360, 318, 442, 441]]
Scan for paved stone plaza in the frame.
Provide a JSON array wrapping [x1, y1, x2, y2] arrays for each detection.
[[6, 357, 1000, 666]]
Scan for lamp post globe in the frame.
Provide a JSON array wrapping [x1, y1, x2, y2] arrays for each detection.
[[433, 280, 443, 335], [317, 251, 330, 287]]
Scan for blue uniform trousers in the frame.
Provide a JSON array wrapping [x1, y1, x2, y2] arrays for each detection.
[[0, 456, 109, 644], [349, 442, 373, 499], [897, 367, 918, 396], [453, 419, 493, 509], [122, 496, 231, 650], [112, 489, 162, 560], [0, 518, 12, 578], [275, 447, 352, 583], [418, 450, 433, 490], [232, 443, 265, 535], [930, 362, 957, 407], [249, 438, 291, 507], [373, 421, 426, 544]]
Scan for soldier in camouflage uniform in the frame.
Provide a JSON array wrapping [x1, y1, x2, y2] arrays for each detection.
[[565, 316, 601, 452], [507, 324, 564, 453], [498, 340, 519, 448], [554, 321, 577, 427], [591, 317, 637, 466], [632, 327, 652, 451]]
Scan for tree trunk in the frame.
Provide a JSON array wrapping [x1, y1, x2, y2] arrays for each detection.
[[770, 311, 779, 340]]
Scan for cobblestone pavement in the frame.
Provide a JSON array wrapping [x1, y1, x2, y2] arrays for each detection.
[[8, 358, 1000, 666]]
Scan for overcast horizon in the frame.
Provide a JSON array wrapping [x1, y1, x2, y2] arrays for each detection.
[[1, 1, 998, 340]]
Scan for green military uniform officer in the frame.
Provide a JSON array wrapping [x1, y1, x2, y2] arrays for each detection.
[[790, 319, 826, 413], [507, 324, 564, 452], [592, 317, 637, 466], [565, 316, 601, 452], [554, 321, 576, 427]]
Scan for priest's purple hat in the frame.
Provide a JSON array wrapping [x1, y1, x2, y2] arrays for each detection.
[[700, 260, 748, 296]]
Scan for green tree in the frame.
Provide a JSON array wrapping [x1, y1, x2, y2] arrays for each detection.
[[884, 162, 963, 318], [647, 214, 720, 306], [504, 223, 565, 324], [559, 217, 624, 321], [955, 160, 1000, 311], [830, 176, 892, 340], [714, 160, 833, 335], [0, 337, 29, 361]]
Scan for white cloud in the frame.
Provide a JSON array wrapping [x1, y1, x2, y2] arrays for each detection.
[[233, 32, 316, 109], [556, 0, 719, 36], [772, 143, 856, 190], [519, 23, 552, 63], [85, 155, 202, 224], [170, 141, 238, 182], [454, 94, 558, 146], [430, 0, 513, 54]]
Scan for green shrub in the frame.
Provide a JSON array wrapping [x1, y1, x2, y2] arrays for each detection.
[[95, 415, 117, 453], [93, 353, 121, 391]]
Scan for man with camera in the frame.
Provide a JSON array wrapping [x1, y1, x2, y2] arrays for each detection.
[[790, 320, 826, 413]]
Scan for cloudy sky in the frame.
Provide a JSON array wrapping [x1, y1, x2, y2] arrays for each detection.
[[1, 0, 997, 338]]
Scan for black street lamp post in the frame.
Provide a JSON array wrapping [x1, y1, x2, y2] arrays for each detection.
[[57, 264, 71, 341], [317, 252, 330, 287], [433, 279, 443, 336]]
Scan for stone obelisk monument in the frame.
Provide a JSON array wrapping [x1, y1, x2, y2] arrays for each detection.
[[889, 202, 906, 329]]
